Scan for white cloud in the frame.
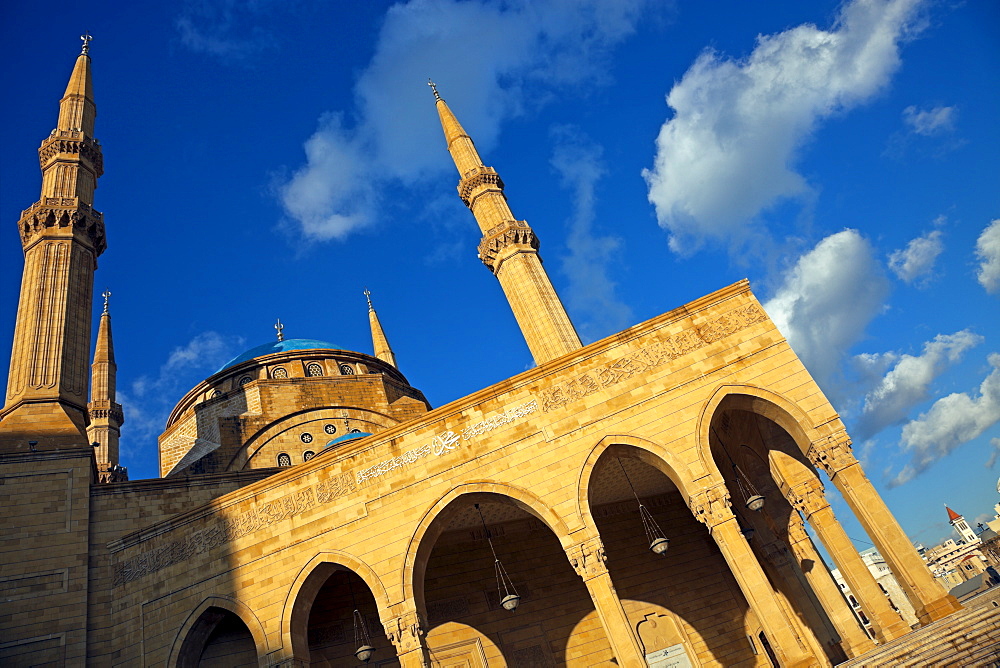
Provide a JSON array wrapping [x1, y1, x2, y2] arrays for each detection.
[[902, 104, 956, 136], [175, 0, 280, 60], [855, 330, 983, 439], [280, 0, 651, 241], [643, 0, 924, 252], [763, 229, 890, 388], [976, 219, 1000, 294], [121, 332, 245, 450], [888, 228, 943, 284], [890, 353, 1000, 487], [986, 437, 1000, 469], [550, 126, 631, 342]]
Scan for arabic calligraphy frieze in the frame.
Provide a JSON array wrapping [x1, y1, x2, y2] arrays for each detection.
[[112, 471, 356, 588], [462, 400, 538, 441], [538, 303, 768, 413]]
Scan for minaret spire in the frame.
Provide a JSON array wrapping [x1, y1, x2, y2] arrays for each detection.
[[87, 291, 126, 482], [365, 288, 397, 368], [0, 39, 107, 450], [431, 84, 581, 364]]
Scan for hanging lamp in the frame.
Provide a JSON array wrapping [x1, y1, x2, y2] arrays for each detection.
[[617, 458, 670, 555], [347, 576, 375, 663], [475, 503, 520, 611], [711, 425, 766, 512]]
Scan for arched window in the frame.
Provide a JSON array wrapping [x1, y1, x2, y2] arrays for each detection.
[[339, 364, 354, 375], [238, 376, 253, 387], [277, 453, 292, 467], [306, 363, 323, 377], [271, 367, 288, 379], [211, 389, 222, 398], [349, 428, 362, 434], [303, 451, 315, 462]]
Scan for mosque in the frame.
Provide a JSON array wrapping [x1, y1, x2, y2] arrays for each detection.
[[0, 40, 966, 667]]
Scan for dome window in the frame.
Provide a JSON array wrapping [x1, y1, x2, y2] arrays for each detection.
[[211, 389, 222, 398], [238, 376, 253, 387], [277, 453, 292, 467], [303, 451, 315, 462], [306, 362, 324, 377], [339, 364, 355, 375], [324, 424, 337, 435], [300, 432, 313, 444], [271, 367, 288, 379], [349, 428, 362, 434]]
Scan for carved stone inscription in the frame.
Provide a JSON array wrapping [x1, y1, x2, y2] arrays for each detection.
[[539, 303, 767, 413], [113, 471, 355, 587]]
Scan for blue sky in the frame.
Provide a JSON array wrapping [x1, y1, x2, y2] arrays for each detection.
[[1, 0, 998, 549]]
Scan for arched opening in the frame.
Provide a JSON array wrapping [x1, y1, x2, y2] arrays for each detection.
[[411, 490, 608, 666], [585, 443, 760, 666], [288, 561, 398, 667], [175, 607, 258, 668], [707, 397, 879, 660]]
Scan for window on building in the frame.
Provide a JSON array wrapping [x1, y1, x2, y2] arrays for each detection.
[[339, 364, 354, 375], [277, 453, 292, 467], [271, 367, 288, 379], [238, 376, 253, 387], [303, 451, 315, 462], [300, 433, 313, 444], [211, 390, 222, 398], [306, 363, 323, 377], [324, 424, 337, 435]]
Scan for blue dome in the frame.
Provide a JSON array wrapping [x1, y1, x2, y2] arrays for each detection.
[[218, 338, 345, 372], [324, 432, 372, 449]]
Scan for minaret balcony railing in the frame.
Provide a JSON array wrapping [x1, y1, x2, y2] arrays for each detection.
[[458, 166, 504, 206], [18, 198, 106, 254], [39, 135, 104, 175]]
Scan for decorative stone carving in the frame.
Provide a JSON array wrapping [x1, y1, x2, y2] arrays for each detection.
[[477, 220, 539, 273], [38, 134, 104, 176], [567, 536, 608, 579], [807, 430, 858, 477], [458, 166, 504, 206], [383, 610, 426, 654], [761, 540, 791, 567], [18, 199, 107, 255], [689, 484, 733, 530], [786, 477, 829, 519]]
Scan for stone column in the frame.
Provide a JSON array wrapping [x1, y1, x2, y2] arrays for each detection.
[[785, 512, 875, 657], [786, 476, 908, 642], [383, 607, 430, 668], [690, 484, 820, 668], [756, 536, 841, 663], [808, 431, 962, 624], [566, 536, 646, 668]]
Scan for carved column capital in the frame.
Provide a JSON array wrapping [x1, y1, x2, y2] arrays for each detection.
[[786, 477, 829, 519], [567, 535, 608, 580], [383, 609, 426, 655], [761, 539, 791, 567], [689, 484, 734, 530], [807, 430, 858, 477]]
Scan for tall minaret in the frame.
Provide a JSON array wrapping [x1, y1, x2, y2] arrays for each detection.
[[946, 505, 979, 544], [430, 81, 582, 365], [0, 36, 106, 449], [365, 289, 397, 368], [87, 291, 125, 482]]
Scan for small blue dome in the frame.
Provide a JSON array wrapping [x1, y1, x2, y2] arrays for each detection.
[[325, 432, 372, 449], [219, 338, 344, 372]]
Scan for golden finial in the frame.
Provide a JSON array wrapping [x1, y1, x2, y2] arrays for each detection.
[[363, 287, 374, 311], [101, 290, 111, 315], [81, 32, 93, 56], [274, 318, 284, 342], [428, 78, 441, 101]]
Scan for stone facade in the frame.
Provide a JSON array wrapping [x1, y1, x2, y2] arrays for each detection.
[[0, 48, 965, 667]]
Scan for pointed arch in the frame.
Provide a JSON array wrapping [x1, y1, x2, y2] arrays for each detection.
[[167, 595, 268, 668], [576, 434, 700, 535], [280, 550, 391, 661], [696, 384, 830, 477], [400, 480, 572, 619]]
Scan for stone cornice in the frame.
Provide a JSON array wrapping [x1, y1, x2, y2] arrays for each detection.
[[119, 279, 764, 552]]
